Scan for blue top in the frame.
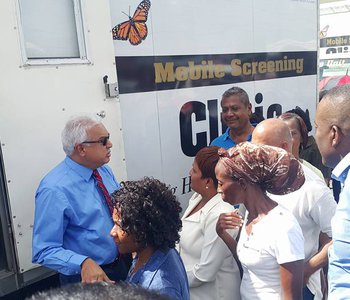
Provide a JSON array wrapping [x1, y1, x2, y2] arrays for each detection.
[[127, 248, 190, 300], [32, 156, 120, 275], [328, 152, 350, 299], [210, 127, 252, 149]]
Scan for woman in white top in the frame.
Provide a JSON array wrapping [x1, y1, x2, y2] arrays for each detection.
[[179, 146, 241, 300], [215, 142, 305, 300]]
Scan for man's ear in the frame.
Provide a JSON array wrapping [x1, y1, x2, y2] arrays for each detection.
[[331, 125, 342, 148], [280, 141, 290, 152], [248, 103, 252, 112], [75, 144, 86, 157]]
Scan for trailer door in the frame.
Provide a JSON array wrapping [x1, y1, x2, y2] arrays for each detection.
[[0, 145, 17, 296]]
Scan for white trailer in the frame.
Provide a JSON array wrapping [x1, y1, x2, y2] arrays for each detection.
[[0, 0, 318, 296]]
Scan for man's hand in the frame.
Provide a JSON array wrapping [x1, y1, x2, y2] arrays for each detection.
[[81, 258, 115, 284]]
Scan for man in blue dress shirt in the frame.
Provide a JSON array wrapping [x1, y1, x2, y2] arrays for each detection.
[[32, 115, 127, 285], [210, 86, 254, 149], [315, 85, 350, 299]]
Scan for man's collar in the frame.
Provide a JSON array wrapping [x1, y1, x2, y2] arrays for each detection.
[[223, 126, 253, 142], [222, 127, 231, 141], [332, 152, 350, 183], [64, 156, 93, 182]]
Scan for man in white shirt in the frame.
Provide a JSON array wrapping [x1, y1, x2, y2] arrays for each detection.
[[252, 118, 337, 300]]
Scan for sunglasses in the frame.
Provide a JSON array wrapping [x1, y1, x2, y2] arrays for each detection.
[[82, 135, 110, 146]]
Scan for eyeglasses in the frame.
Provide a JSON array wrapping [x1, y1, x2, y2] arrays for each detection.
[[81, 135, 110, 146]]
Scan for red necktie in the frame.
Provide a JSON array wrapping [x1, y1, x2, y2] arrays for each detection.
[[92, 170, 114, 215]]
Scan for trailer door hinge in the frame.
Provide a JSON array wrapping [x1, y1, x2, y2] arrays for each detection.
[[103, 75, 119, 98]]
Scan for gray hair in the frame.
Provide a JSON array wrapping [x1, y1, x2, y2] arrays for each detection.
[[61, 115, 102, 156], [222, 86, 250, 107]]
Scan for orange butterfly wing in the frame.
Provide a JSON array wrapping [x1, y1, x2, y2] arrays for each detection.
[[128, 24, 148, 45], [112, 0, 151, 45], [132, 0, 151, 22], [112, 21, 131, 41]]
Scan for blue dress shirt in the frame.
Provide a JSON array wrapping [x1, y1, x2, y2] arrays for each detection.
[[210, 127, 252, 149], [328, 152, 350, 299], [127, 248, 190, 300], [32, 156, 120, 275]]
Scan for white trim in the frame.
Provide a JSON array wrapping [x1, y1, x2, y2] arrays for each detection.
[[15, 0, 91, 66]]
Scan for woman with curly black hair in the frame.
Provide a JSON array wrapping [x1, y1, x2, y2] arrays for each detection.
[[110, 177, 189, 300]]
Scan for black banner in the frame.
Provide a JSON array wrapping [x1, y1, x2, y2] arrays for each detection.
[[115, 51, 317, 94], [320, 35, 350, 48]]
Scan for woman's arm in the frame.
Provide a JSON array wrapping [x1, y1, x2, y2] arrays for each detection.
[[216, 211, 243, 262], [280, 260, 304, 300], [303, 232, 332, 286]]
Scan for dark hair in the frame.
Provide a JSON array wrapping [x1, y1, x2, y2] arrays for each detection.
[[319, 90, 328, 102], [279, 112, 308, 149], [111, 177, 182, 251], [222, 86, 250, 107], [27, 282, 168, 300], [325, 84, 350, 100], [250, 112, 265, 125], [285, 106, 312, 132], [195, 146, 220, 188]]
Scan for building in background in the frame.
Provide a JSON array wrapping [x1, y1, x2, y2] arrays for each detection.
[[320, 0, 350, 80]]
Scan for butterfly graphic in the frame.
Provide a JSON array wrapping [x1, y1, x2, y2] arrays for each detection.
[[320, 25, 329, 39], [112, 0, 151, 46]]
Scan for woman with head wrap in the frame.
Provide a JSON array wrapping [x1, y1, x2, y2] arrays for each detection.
[[178, 146, 242, 300], [215, 142, 305, 300]]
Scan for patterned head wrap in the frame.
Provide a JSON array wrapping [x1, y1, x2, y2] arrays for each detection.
[[218, 142, 305, 195]]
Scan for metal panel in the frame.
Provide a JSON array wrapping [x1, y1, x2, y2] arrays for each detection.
[[0, 0, 126, 274]]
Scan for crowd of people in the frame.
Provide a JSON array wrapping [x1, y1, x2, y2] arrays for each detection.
[[30, 84, 350, 299]]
